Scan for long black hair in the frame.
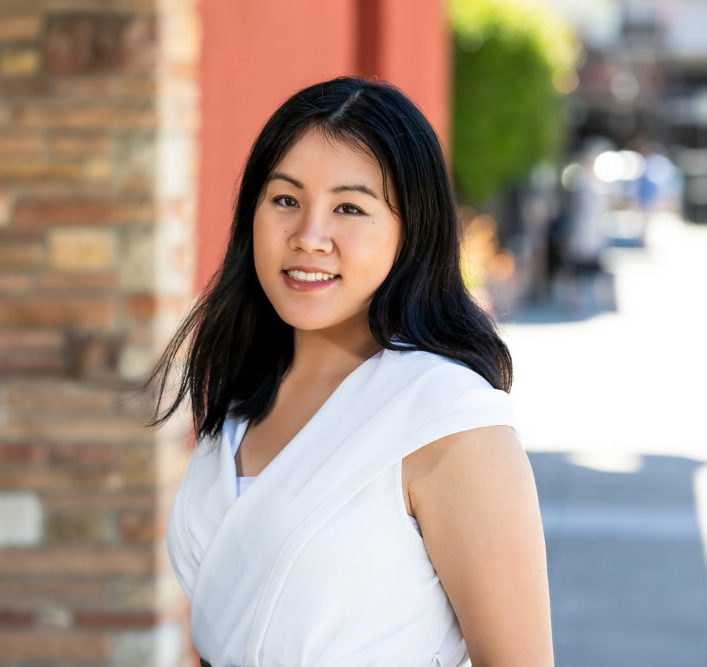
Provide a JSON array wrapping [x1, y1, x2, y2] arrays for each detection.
[[145, 76, 512, 439]]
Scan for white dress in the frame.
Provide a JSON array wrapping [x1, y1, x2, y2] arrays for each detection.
[[167, 348, 516, 666]]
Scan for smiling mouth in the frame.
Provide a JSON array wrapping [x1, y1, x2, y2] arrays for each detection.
[[283, 269, 340, 282]]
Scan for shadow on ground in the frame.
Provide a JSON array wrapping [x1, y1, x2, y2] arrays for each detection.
[[528, 452, 707, 667]]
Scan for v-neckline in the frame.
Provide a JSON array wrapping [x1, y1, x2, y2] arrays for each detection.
[[228, 347, 386, 485]]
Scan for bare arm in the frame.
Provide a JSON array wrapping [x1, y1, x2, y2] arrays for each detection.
[[406, 426, 553, 667]]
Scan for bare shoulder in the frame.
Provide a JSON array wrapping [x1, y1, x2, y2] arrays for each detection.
[[402, 426, 525, 516], [402, 427, 554, 666]]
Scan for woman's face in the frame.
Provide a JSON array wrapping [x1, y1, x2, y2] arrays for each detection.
[[253, 127, 401, 336]]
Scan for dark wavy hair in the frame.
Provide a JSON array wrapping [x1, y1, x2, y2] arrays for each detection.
[[145, 76, 512, 439]]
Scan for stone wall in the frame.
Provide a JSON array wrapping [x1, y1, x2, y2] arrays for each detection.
[[0, 1, 199, 664]]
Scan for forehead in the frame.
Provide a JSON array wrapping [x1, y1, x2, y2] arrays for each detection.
[[273, 127, 382, 183]]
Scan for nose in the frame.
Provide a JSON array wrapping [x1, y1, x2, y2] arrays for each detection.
[[288, 207, 333, 254]]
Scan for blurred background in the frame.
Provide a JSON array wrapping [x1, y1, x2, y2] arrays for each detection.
[[0, 0, 705, 665]]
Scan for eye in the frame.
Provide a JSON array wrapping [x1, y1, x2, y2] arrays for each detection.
[[335, 203, 365, 216], [273, 195, 298, 208]]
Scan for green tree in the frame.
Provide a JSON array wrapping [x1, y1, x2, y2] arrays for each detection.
[[450, 0, 578, 204]]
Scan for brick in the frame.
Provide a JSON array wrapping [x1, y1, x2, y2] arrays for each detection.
[[85, 157, 113, 182], [2, 416, 148, 443], [0, 577, 110, 605], [0, 609, 34, 626], [14, 197, 154, 225], [0, 133, 43, 153], [0, 328, 64, 374], [0, 467, 121, 491], [0, 15, 40, 40], [0, 243, 44, 266], [48, 134, 112, 155], [75, 609, 159, 629], [65, 331, 125, 381], [0, 273, 33, 291], [0, 443, 44, 464], [46, 490, 154, 511], [44, 14, 157, 74], [123, 293, 157, 319], [0, 159, 81, 182], [0, 298, 115, 327], [7, 379, 113, 413], [48, 228, 115, 271], [0, 546, 155, 576], [0, 188, 9, 225], [12, 103, 156, 129], [0, 631, 111, 659], [119, 511, 166, 542], [45, 512, 111, 543], [36, 271, 117, 289], [0, 492, 43, 546], [0, 46, 39, 76], [0, 328, 63, 348], [47, 442, 116, 465]]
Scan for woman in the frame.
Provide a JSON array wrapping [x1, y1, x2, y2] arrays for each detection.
[[150, 77, 553, 666]]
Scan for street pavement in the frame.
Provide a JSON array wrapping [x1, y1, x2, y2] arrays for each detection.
[[499, 212, 707, 666]]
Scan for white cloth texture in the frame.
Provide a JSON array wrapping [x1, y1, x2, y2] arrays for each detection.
[[167, 347, 516, 667], [230, 421, 423, 535]]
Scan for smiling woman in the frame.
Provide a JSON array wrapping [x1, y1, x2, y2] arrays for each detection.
[[253, 127, 401, 334], [145, 77, 553, 667]]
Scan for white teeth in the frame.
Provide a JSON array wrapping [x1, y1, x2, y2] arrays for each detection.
[[286, 270, 338, 282]]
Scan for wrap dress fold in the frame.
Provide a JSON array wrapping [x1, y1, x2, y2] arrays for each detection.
[[167, 348, 516, 667]]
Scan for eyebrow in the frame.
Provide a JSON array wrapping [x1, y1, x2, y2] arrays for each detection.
[[268, 172, 379, 200]]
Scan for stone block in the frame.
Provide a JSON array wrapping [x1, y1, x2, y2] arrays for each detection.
[[48, 227, 115, 271], [0, 492, 43, 546], [119, 344, 156, 380], [44, 14, 157, 74], [119, 226, 155, 290], [0, 188, 10, 225], [45, 512, 111, 543], [112, 622, 182, 667], [0, 46, 39, 76], [0, 15, 40, 40]]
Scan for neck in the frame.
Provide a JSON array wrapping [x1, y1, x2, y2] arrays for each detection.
[[290, 317, 381, 380]]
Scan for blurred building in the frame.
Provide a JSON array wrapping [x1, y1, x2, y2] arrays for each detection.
[[553, 0, 707, 222], [0, 1, 449, 665]]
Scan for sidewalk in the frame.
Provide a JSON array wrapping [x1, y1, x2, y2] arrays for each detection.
[[500, 212, 707, 666]]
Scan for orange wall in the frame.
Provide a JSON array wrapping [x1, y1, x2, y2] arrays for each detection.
[[197, 0, 449, 291]]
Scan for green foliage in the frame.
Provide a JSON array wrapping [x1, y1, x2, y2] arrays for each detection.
[[450, 0, 578, 204]]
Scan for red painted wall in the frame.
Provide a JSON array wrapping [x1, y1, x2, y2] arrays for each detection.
[[197, 0, 449, 291]]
